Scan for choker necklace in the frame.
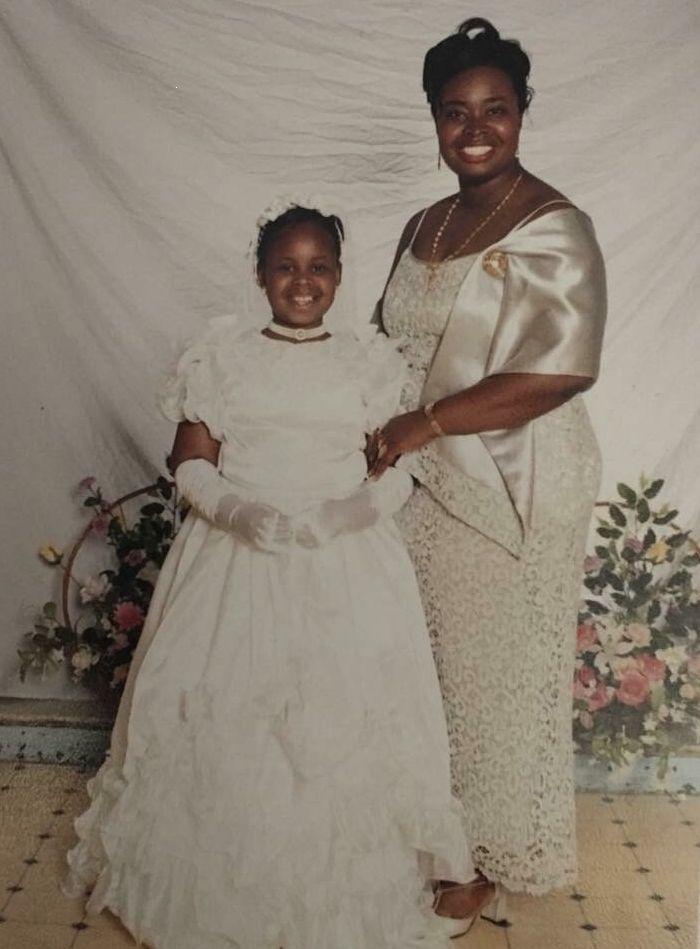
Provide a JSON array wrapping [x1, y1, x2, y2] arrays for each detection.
[[265, 321, 328, 342]]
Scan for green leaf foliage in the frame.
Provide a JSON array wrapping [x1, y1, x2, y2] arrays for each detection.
[[654, 509, 678, 525], [643, 528, 657, 549], [598, 527, 623, 540], [637, 498, 651, 523], [585, 599, 609, 615], [644, 479, 664, 499], [609, 504, 627, 527], [140, 502, 165, 517], [617, 483, 637, 506]]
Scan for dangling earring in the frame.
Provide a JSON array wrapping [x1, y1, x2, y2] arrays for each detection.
[[438, 150, 442, 170]]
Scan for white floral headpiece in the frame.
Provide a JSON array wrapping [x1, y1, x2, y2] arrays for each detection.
[[255, 193, 339, 230], [249, 192, 345, 272]]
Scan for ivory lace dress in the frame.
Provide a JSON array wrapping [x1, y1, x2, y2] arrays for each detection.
[[64, 317, 473, 949], [382, 210, 605, 895]]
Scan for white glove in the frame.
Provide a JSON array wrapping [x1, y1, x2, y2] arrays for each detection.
[[175, 458, 291, 552], [293, 467, 413, 549]]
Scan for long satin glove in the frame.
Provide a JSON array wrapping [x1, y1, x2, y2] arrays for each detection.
[[292, 467, 413, 549], [175, 458, 291, 551]]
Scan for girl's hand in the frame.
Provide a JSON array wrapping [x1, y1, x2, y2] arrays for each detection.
[[225, 501, 292, 552], [368, 410, 435, 479]]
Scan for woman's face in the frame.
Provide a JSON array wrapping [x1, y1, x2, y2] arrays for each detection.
[[435, 65, 522, 184], [258, 221, 341, 327]]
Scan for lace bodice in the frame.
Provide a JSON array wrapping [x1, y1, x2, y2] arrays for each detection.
[[382, 251, 477, 412]]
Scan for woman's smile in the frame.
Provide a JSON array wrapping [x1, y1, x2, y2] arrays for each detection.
[[458, 144, 496, 163]]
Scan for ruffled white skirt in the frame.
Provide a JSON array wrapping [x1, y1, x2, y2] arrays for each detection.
[[66, 513, 473, 948]]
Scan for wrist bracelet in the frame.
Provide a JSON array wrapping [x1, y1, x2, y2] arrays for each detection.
[[423, 401, 446, 438]]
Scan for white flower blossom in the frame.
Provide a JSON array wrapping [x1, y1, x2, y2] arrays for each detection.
[[71, 647, 97, 671], [669, 704, 685, 723], [79, 575, 109, 604], [593, 624, 635, 676], [656, 646, 686, 682]]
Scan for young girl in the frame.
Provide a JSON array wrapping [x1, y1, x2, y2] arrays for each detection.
[[66, 202, 477, 948]]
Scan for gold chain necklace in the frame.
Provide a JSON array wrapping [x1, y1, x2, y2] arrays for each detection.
[[427, 172, 523, 286]]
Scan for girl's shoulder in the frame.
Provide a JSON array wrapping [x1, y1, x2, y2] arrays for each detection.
[[333, 323, 402, 362], [331, 325, 406, 393]]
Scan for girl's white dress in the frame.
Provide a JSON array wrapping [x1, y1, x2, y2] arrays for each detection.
[[66, 316, 473, 949]]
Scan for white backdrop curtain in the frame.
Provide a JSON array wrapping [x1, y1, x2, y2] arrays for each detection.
[[1, 0, 698, 697]]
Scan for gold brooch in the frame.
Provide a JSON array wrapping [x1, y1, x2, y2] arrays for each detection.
[[482, 250, 508, 279]]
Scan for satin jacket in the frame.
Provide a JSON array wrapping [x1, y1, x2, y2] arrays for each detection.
[[399, 206, 607, 557]]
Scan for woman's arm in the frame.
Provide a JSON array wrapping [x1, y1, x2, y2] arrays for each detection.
[[370, 371, 591, 478]]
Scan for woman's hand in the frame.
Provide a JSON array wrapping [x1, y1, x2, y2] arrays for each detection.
[[368, 410, 435, 479]]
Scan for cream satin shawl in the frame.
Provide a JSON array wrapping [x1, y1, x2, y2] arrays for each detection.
[[402, 206, 606, 558]]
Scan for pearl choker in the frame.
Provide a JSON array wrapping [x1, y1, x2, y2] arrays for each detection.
[[266, 321, 328, 342]]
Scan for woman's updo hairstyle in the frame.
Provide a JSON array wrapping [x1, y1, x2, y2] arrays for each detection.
[[423, 17, 533, 116], [256, 205, 345, 272]]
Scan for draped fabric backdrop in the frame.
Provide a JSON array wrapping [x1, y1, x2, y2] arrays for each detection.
[[1, 0, 698, 698]]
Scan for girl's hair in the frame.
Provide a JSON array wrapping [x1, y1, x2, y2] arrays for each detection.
[[422, 17, 533, 116], [256, 206, 345, 270]]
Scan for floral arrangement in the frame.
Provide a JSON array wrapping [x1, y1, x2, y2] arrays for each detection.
[[574, 477, 700, 777], [19, 476, 182, 694]]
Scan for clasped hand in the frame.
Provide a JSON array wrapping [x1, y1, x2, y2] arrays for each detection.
[[366, 409, 436, 479], [234, 495, 376, 553], [217, 497, 292, 552]]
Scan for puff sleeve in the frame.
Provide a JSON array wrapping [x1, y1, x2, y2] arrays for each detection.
[[157, 314, 240, 442], [356, 326, 408, 432], [487, 211, 607, 381]]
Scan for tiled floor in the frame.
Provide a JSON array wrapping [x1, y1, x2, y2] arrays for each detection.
[[0, 762, 698, 948]]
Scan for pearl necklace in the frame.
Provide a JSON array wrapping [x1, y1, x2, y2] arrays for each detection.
[[265, 321, 328, 342], [427, 172, 523, 287]]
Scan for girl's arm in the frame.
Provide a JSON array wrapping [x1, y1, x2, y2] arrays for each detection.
[[167, 420, 220, 474], [169, 422, 290, 551]]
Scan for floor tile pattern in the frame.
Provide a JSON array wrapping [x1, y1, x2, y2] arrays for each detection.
[[0, 762, 698, 948]]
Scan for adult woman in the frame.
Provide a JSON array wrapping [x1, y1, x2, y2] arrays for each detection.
[[371, 18, 606, 907]]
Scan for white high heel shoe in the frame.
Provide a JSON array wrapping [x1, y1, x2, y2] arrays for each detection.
[[427, 908, 478, 939], [480, 885, 508, 926]]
